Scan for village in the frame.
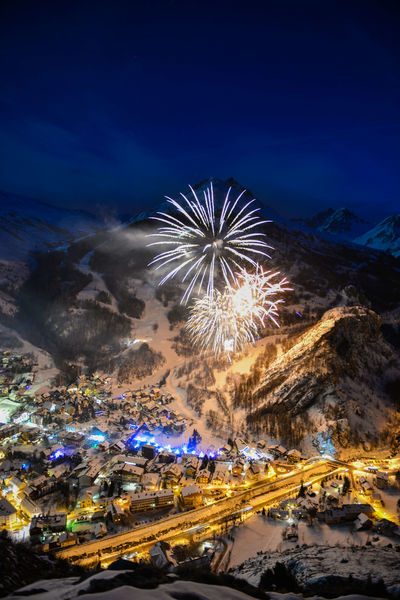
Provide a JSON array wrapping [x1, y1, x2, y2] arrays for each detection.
[[0, 349, 399, 572]]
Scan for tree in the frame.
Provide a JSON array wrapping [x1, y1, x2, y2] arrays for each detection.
[[342, 475, 350, 495], [297, 481, 306, 498]]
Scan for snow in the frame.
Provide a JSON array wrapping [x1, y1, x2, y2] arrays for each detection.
[[9, 573, 388, 600], [354, 214, 400, 257], [227, 513, 396, 573]]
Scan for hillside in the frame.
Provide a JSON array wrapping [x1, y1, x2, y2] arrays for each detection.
[[235, 306, 400, 449], [0, 191, 102, 261], [231, 544, 400, 597], [0, 180, 399, 451]]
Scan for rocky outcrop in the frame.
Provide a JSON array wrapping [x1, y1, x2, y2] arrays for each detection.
[[245, 306, 399, 440], [232, 544, 400, 598]]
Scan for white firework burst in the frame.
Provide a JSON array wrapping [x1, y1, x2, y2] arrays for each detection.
[[186, 268, 290, 356], [232, 266, 291, 327], [148, 182, 272, 303], [186, 288, 258, 356]]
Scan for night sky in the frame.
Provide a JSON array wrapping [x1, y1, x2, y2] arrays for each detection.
[[0, 0, 399, 220]]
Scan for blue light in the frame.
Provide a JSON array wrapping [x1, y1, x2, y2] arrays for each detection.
[[50, 449, 64, 461]]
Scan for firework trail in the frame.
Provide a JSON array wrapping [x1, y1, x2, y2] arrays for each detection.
[[148, 182, 272, 303]]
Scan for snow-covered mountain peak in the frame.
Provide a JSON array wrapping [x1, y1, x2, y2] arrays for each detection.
[[354, 213, 400, 257], [301, 207, 370, 238]]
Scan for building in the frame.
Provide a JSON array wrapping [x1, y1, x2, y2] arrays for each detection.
[[232, 458, 245, 477], [247, 462, 261, 481], [181, 484, 203, 509], [0, 498, 17, 528], [20, 495, 41, 518], [354, 512, 372, 531], [111, 463, 144, 483], [196, 469, 210, 485], [150, 541, 177, 570], [185, 457, 199, 479], [318, 503, 373, 525], [129, 489, 174, 512], [30, 513, 67, 537]]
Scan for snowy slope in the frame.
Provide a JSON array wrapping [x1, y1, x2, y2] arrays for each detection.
[[231, 544, 400, 593], [0, 191, 102, 260], [242, 306, 400, 446], [354, 215, 400, 257], [8, 570, 388, 600]]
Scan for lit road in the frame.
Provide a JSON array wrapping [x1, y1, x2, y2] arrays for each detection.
[[56, 458, 346, 567]]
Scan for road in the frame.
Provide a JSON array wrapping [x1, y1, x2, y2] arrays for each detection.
[[56, 458, 344, 567]]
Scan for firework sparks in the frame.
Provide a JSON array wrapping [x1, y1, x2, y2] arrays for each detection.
[[186, 267, 291, 356], [186, 288, 258, 356], [232, 266, 291, 327], [148, 182, 272, 303]]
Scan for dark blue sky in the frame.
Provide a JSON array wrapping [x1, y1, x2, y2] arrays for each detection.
[[0, 0, 399, 220]]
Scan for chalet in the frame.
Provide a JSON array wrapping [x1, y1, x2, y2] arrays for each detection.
[[196, 469, 210, 485], [8, 476, 26, 495], [142, 472, 160, 490], [141, 444, 156, 460], [181, 484, 203, 508], [76, 460, 104, 488], [0, 498, 17, 528], [247, 462, 261, 481], [232, 458, 245, 477], [185, 457, 199, 479], [163, 463, 182, 484], [212, 466, 228, 485], [157, 451, 175, 464], [77, 485, 99, 509], [20, 495, 41, 518], [111, 463, 144, 483], [318, 503, 373, 525]]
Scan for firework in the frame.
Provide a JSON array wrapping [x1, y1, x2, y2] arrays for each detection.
[[186, 268, 291, 356], [232, 266, 291, 327], [186, 288, 258, 356], [148, 182, 272, 303]]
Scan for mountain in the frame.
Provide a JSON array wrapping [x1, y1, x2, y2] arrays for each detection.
[[354, 214, 400, 257], [298, 207, 370, 239], [239, 306, 400, 448], [0, 191, 102, 261], [151, 177, 285, 225]]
